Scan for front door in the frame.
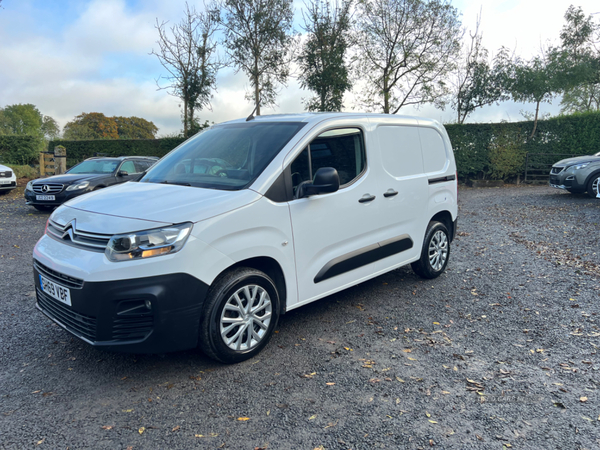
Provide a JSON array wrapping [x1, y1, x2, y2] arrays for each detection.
[[287, 126, 389, 306]]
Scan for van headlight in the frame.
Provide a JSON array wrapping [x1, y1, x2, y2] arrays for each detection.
[[105, 222, 193, 262]]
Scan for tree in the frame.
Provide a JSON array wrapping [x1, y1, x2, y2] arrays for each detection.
[[113, 116, 158, 139], [354, 0, 461, 114], [507, 48, 565, 139], [63, 113, 119, 140], [297, 0, 353, 112], [152, 2, 223, 137], [558, 5, 600, 113], [451, 14, 507, 124], [220, 0, 295, 115], [0, 103, 58, 150]]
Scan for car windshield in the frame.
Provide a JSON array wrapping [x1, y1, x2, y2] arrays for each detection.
[[141, 121, 306, 190], [67, 159, 119, 174]]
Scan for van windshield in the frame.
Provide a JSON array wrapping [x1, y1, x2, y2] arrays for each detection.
[[141, 122, 306, 190]]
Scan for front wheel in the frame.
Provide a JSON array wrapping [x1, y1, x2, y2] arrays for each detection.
[[412, 221, 450, 279], [199, 267, 280, 363], [586, 174, 600, 199]]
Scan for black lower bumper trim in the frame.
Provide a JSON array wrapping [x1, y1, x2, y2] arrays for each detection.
[[34, 268, 209, 353]]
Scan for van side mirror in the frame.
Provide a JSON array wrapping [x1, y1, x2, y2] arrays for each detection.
[[296, 167, 340, 199]]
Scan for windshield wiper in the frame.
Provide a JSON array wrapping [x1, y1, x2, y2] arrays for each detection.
[[159, 180, 192, 186]]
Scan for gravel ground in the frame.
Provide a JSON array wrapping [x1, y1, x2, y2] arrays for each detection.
[[1, 183, 599, 450]]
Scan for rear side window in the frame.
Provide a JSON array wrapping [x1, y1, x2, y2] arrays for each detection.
[[419, 127, 447, 173], [134, 160, 154, 172], [290, 128, 365, 193], [377, 125, 423, 178]]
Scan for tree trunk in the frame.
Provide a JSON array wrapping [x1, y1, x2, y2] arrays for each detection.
[[529, 100, 540, 140], [183, 97, 188, 137]]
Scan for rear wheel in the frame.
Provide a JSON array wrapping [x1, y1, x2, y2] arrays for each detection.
[[586, 174, 600, 199], [412, 221, 450, 279], [199, 267, 280, 364]]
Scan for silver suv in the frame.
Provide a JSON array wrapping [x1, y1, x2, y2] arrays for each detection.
[[549, 152, 600, 199]]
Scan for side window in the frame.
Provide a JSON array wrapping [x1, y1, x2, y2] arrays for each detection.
[[134, 160, 152, 173], [120, 160, 136, 174], [290, 128, 365, 194]]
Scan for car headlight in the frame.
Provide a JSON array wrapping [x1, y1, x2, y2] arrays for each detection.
[[570, 162, 591, 170], [66, 181, 90, 191], [105, 222, 193, 262], [26, 181, 33, 191]]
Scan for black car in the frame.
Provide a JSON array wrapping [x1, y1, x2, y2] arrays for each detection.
[[25, 156, 158, 211]]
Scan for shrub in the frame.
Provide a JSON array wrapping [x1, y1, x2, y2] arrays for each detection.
[[5, 164, 38, 179], [0, 136, 39, 165]]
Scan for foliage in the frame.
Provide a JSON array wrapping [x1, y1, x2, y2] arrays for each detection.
[[6, 164, 38, 179], [446, 111, 600, 181], [0, 135, 39, 165], [152, 2, 223, 137], [0, 104, 58, 157], [354, 0, 461, 114], [297, 0, 352, 112], [558, 5, 600, 114], [220, 0, 295, 115], [451, 15, 507, 124], [63, 112, 119, 140], [48, 137, 187, 167], [113, 116, 159, 139]]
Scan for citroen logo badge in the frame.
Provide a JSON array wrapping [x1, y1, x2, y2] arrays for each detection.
[[42, 185, 50, 193], [61, 219, 76, 240]]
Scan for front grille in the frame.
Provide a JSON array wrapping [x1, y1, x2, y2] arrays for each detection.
[[550, 167, 564, 175], [32, 183, 64, 194], [0, 170, 13, 178], [34, 260, 84, 289], [37, 289, 97, 342], [112, 316, 154, 341], [47, 219, 111, 252]]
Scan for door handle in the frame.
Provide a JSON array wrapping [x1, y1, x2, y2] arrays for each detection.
[[383, 189, 398, 198], [359, 194, 376, 203]]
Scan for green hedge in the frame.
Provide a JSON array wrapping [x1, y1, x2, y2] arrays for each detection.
[[0, 135, 39, 165], [48, 137, 188, 167], [445, 111, 600, 181]]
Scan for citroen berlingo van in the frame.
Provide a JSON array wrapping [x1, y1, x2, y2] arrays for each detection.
[[33, 113, 458, 363]]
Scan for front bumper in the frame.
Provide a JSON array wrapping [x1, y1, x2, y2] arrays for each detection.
[[24, 188, 90, 206], [0, 181, 16, 190], [34, 259, 209, 353], [549, 171, 586, 192]]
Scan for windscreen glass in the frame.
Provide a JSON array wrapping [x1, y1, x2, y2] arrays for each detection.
[[141, 122, 306, 190], [67, 159, 119, 174]]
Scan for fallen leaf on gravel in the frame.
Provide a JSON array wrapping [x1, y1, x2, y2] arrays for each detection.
[[101, 426, 113, 430], [426, 411, 431, 417], [301, 372, 316, 378], [408, 357, 417, 361], [326, 382, 335, 386], [580, 396, 588, 402], [582, 416, 593, 422], [309, 415, 317, 420], [442, 391, 450, 395], [32, 390, 41, 394], [172, 426, 180, 432], [237, 417, 250, 421], [36, 438, 45, 445], [433, 322, 440, 325], [255, 447, 268, 450], [138, 427, 145, 434], [402, 349, 412, 353], [428, 419, 437, 424], [122, 409, 134, 413], [396, 377, 405, 382], [553, 401, 566, 409], [369, 378, 381, 383]]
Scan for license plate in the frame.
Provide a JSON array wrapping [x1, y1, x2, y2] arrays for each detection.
[[39, 274, 71, 306], [0, 180, 10, 185], [36, 195, 55, 201]]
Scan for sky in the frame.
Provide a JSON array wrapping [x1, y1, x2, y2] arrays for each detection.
[[0, 0, 598, 136]]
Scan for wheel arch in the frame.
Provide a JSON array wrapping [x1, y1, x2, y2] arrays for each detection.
[[584, 169, 600, 191], [430, 210, 455, 242], [217, 257, 288, 315]]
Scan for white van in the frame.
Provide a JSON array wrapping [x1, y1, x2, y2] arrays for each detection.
[[33, 113, 457, 363]]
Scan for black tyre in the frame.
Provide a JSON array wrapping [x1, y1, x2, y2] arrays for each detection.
[[199, 267, 280, 364], [586, 174, 600, 199], [33, 205, 53, 212], [411, 221, 450, 279]]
